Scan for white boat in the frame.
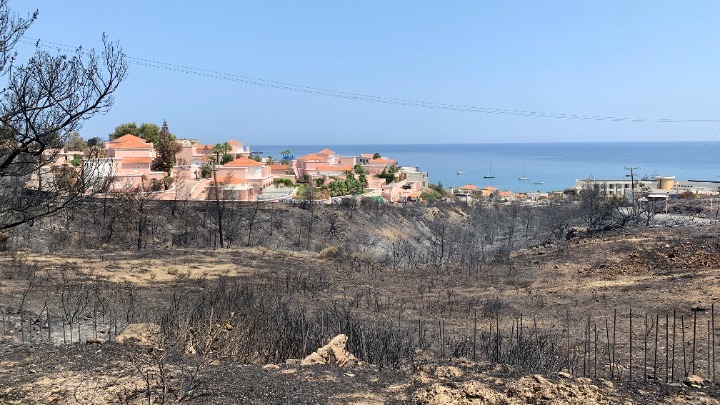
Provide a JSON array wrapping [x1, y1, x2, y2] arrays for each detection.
[[518, 164, 528, 181], [483, 163, 495, 179], [457, 170, 465, 175], [533, 181, 544, 185]]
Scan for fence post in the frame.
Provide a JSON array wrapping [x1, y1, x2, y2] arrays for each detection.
[[682, 314, 687, 377], [654, 313, 659, 380], [712, 303, 716, 383], [594, 322, 598, 379], [693, 310, 697, 376], [605, 318, 612, 380], [47, 308, 51, 344], [665, 312, 669, 383], [629, 308, 633, 381], [473, 309, 477, 362], [644, 313, 648, 382]]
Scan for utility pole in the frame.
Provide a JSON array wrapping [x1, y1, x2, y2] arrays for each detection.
[[625, 166, 641, 205], [624, 166, 641, 190]]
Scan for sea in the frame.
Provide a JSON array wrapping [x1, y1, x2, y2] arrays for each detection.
[[252, 142, 720, 193]]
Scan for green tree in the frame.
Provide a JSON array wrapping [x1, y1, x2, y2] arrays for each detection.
[[212, 142, 231, 164], [151, 120, 179, 173], [69, 154, 83, 167], [111, 122, 161, 143], [138, 123, 161, 144], [221, 153, 234, 164], [372, 152, 381, 159], [376, 164, 398, 183], [0, 1, 127, 231], [111, 122, 138, 139]]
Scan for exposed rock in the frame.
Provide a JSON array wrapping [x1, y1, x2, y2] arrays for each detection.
[[683, 375, 704, 388], [299, 334, 357, 367], [412, 381, 504, 404]]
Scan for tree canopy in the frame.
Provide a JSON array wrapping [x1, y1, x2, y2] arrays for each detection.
[[151, 120, 180, 173], [111, 122, 161, 143], [0, 1, 127, 230]]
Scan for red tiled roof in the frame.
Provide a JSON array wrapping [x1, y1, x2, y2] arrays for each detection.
[[459, 184, 480, 190], [223, 157, 263, 167], [498, 191, 514, 197], [482, 186, 497, 191], [317, 148, 336, 156], [227, 139, 242, 146], [369, 158, 396, 164], [108, 134, 152, 149], [269, 164, 289, 170], [122, 157, 153, 164], [299, 154, 328, 161]]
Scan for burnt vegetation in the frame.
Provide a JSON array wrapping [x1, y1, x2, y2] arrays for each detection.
[[2, 187, 720, 402]]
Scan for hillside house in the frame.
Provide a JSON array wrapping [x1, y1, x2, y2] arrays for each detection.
[[382, 180, 423, 203], [105, 134, 166, 190]]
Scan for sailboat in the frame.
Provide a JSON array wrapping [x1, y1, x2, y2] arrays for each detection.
[[518, 164, 528, 181], [483, 163, 495, 179]]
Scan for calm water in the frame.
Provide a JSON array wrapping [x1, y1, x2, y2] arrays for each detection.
[[253, 142, 720, 192]]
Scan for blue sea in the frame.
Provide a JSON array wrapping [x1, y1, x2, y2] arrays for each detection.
[[252, 142, 720, 192]]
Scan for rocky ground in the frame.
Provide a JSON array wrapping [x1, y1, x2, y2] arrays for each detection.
[[1, 338, 718, 404], [2, 222, 720, 403]]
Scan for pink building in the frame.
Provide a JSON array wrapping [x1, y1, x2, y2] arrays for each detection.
[[382, 180, 423, 203], [364, 157, 397, 175], [175, 142, 214, 166], [293, 153, 329, 179], [105, 134, 166, 190], [206, 156, 273, 200]]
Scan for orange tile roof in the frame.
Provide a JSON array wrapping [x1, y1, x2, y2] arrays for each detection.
[[224, 157, 263, 167], [369, 158, 396, 164], [112, 134, 146, 143], [299, 154, 328, 161], [360, 153, 375, 158], [122, 157, 153, 164], [269, 164, 289, 170], [316, 165, 354, 172], [482, 186, 497, 191], [108, 134, 152, 149], [498, 191, 514, 197], [317, 148, 336, 156], [227, 139, 242, 146], [459, 184, 480, 190]]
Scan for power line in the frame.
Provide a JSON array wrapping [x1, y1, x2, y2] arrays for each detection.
[[17, 37, 720, 124]]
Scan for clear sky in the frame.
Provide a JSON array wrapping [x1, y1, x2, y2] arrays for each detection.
[[8, 1, 720, 145]]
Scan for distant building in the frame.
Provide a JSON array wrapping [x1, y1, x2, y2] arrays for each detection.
[[399, 166, 429, 188]]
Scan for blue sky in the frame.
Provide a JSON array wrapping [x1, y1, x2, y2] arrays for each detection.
[[8, 1, 720, 145]]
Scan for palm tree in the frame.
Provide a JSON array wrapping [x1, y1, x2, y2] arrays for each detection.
[[212, 142, 231, 164]]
